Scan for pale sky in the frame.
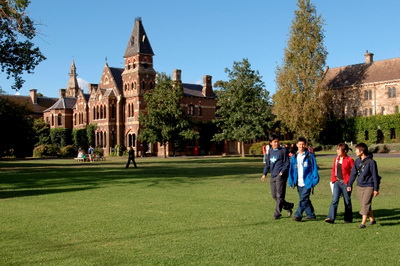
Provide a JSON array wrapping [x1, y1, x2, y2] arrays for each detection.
[[1, 0, 400, 98]]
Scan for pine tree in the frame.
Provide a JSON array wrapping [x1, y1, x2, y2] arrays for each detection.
[[138, 73, 197, 158], [213, 58, 272, 157], [273, 0, 328, 141]]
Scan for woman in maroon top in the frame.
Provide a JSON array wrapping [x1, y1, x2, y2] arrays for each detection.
[[325, 143, 355, 224]]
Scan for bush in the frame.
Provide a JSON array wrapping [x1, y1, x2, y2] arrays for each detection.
[[249, 142, 268, 156], [59, 145, 77, 157], [94, 147, 104, 156], [33, 144, 59, 158], [368, 143, 400, 153]]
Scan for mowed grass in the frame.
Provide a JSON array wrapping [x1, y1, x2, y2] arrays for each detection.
[[1, 155, 400, 265]]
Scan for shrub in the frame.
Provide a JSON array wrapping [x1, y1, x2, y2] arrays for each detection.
[[59, 145, 77, 157], [249, 142, 268, 156], [94, 147, 104, 156], [33, 144, 59, 158]]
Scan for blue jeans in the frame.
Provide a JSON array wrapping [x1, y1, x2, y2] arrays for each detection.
[[326, 181, 353, 222], [295, 186, 316, 218]]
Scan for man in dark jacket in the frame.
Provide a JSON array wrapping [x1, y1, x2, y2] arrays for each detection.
[[261, 134, 294, 219], [126, 146, 137, 168], [347, 143, 380, 228]]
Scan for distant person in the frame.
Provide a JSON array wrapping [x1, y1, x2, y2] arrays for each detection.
[[126, 146, 137, 168], [261, 134, 294, 219], [88, 145, 94, 162], [325, 143, 354, 224], [347, 143, 380, 229], [288, 137, 319, 221], [262, 142, 270, 164], [308, 144, 314, 154]]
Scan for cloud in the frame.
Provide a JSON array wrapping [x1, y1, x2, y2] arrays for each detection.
[[77, 77, 89, 91], [15, 91, 20, 95]]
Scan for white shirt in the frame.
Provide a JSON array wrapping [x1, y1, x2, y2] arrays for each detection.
[[297, 152, 306, 187]]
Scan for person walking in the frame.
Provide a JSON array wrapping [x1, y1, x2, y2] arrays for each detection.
[[126, 146, 137, 168], [325, 143, 354, 224], [261, 134, 294, 219], [288, 137, 319, 221], [88, 145, 94, 162], [347, 143, 380, 229]]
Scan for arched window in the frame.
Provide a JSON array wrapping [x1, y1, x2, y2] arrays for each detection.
[[111, 104, 116, 119], [128, 133, 136, 147], [74, 113, 77, 125], [103, 132, 106, 148], [141, 81, 145, 90], [96, 106, 100, 120], [57, 114, 62, 126], [51, 114, 54, 126], [131, 104, 134, 118], [369, 108, 373, 116], [381, 107, 385, 115], [103, 106, 107, 119]]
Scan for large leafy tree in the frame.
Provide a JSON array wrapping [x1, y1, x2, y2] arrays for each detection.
[[0, 96, 34, 157], [273, 0, 328, 141], [213, 58, 273, 157], [1, 0, 46, 90], [138, 73, 197, 158]]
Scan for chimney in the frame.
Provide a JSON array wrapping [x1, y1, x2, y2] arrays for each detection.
[[29, 89, 37, 104], [59, 89, 66, 98], [173, 69, 182, 83], [202, 75, 213, 97], [364, 50, 374, 64]]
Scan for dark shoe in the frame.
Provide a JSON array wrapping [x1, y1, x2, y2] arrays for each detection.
[[344, 221, 353, 224], [359, 224, 366, 229], [292, 216, 302, 222], [368, 220, 376, 225], [274, 215, 282, 220], [324, 218, 334, 224]]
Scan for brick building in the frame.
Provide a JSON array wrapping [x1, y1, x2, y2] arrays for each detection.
[[43, 18, 223, 156], [323, 51, 400, 118]]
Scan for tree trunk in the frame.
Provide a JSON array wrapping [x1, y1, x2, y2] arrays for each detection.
[[163, 142, 167, 158], [241, 141, 245, 157]]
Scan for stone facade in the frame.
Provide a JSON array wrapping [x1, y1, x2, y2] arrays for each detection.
[[323, 51, 400, 118]]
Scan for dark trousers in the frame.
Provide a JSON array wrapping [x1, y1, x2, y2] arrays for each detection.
[[270, 175, 293, 217], [295, 186, 316, 218], [126, 157, 137, 168]]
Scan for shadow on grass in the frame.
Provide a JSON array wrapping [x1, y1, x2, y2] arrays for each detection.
[[0, 186, 97, 199], [0, 157, 263, 198], [373, 208, 400, 226]]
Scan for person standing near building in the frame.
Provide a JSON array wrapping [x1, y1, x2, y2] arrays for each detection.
[[262, 142, 270, 164], [347, 143, 380, 229], [126, 146, 137, 168], [288, 137, 319, 221], [325, 143, 354, 224], [261, 134, 294, 219], [88, 145, 94, 162]]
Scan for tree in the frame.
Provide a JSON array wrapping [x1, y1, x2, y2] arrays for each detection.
[[273, 0, 328, 141], [213, 58, 273, 157], [0, 0, 46, 90], [32, 117, 50, 146], [0, 96, 34, 157], [138, 72, 198, 158]]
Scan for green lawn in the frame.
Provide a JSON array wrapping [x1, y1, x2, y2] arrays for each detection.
[[1, 155, 400, 265]]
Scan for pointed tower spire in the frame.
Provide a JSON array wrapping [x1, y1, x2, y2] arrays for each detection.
[[65, 59, 80, 97], [124, 17, 154, 58]]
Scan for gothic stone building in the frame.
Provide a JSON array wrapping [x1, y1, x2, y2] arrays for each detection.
[[43, 18, 221, 156], [324, 51, 400, 118]]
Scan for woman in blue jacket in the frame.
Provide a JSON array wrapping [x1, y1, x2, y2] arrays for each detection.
[[288, 137, 320, 221]]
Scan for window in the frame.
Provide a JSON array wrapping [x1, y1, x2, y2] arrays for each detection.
[[390, 128, 396, 139], [57, 114, 62, 126], [388, 87, 397, 98], [74, 114, 77, 125], [364, 90, 372, 100], [369, 108, 373, 116], [111, 104, 116, 119], [381, 107, 385, 115], [363, 109, 368, 116], [353, 109, 357, 117], [188, 105, 194, 116], [198, 106, 202, 116]]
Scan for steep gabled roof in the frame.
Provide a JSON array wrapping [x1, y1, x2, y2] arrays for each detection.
[[44, 97, 77, 112], [124, 17, 154, 57], [109, 67, 124, 91], [324, 57, 400, 89], [182, 83, 216, 98]]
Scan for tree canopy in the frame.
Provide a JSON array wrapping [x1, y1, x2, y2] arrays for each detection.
[[138, 72, 197, 158], [273, 0, 328, 141], [213, 58, 273, 157], [0, 0, 46, 90]]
